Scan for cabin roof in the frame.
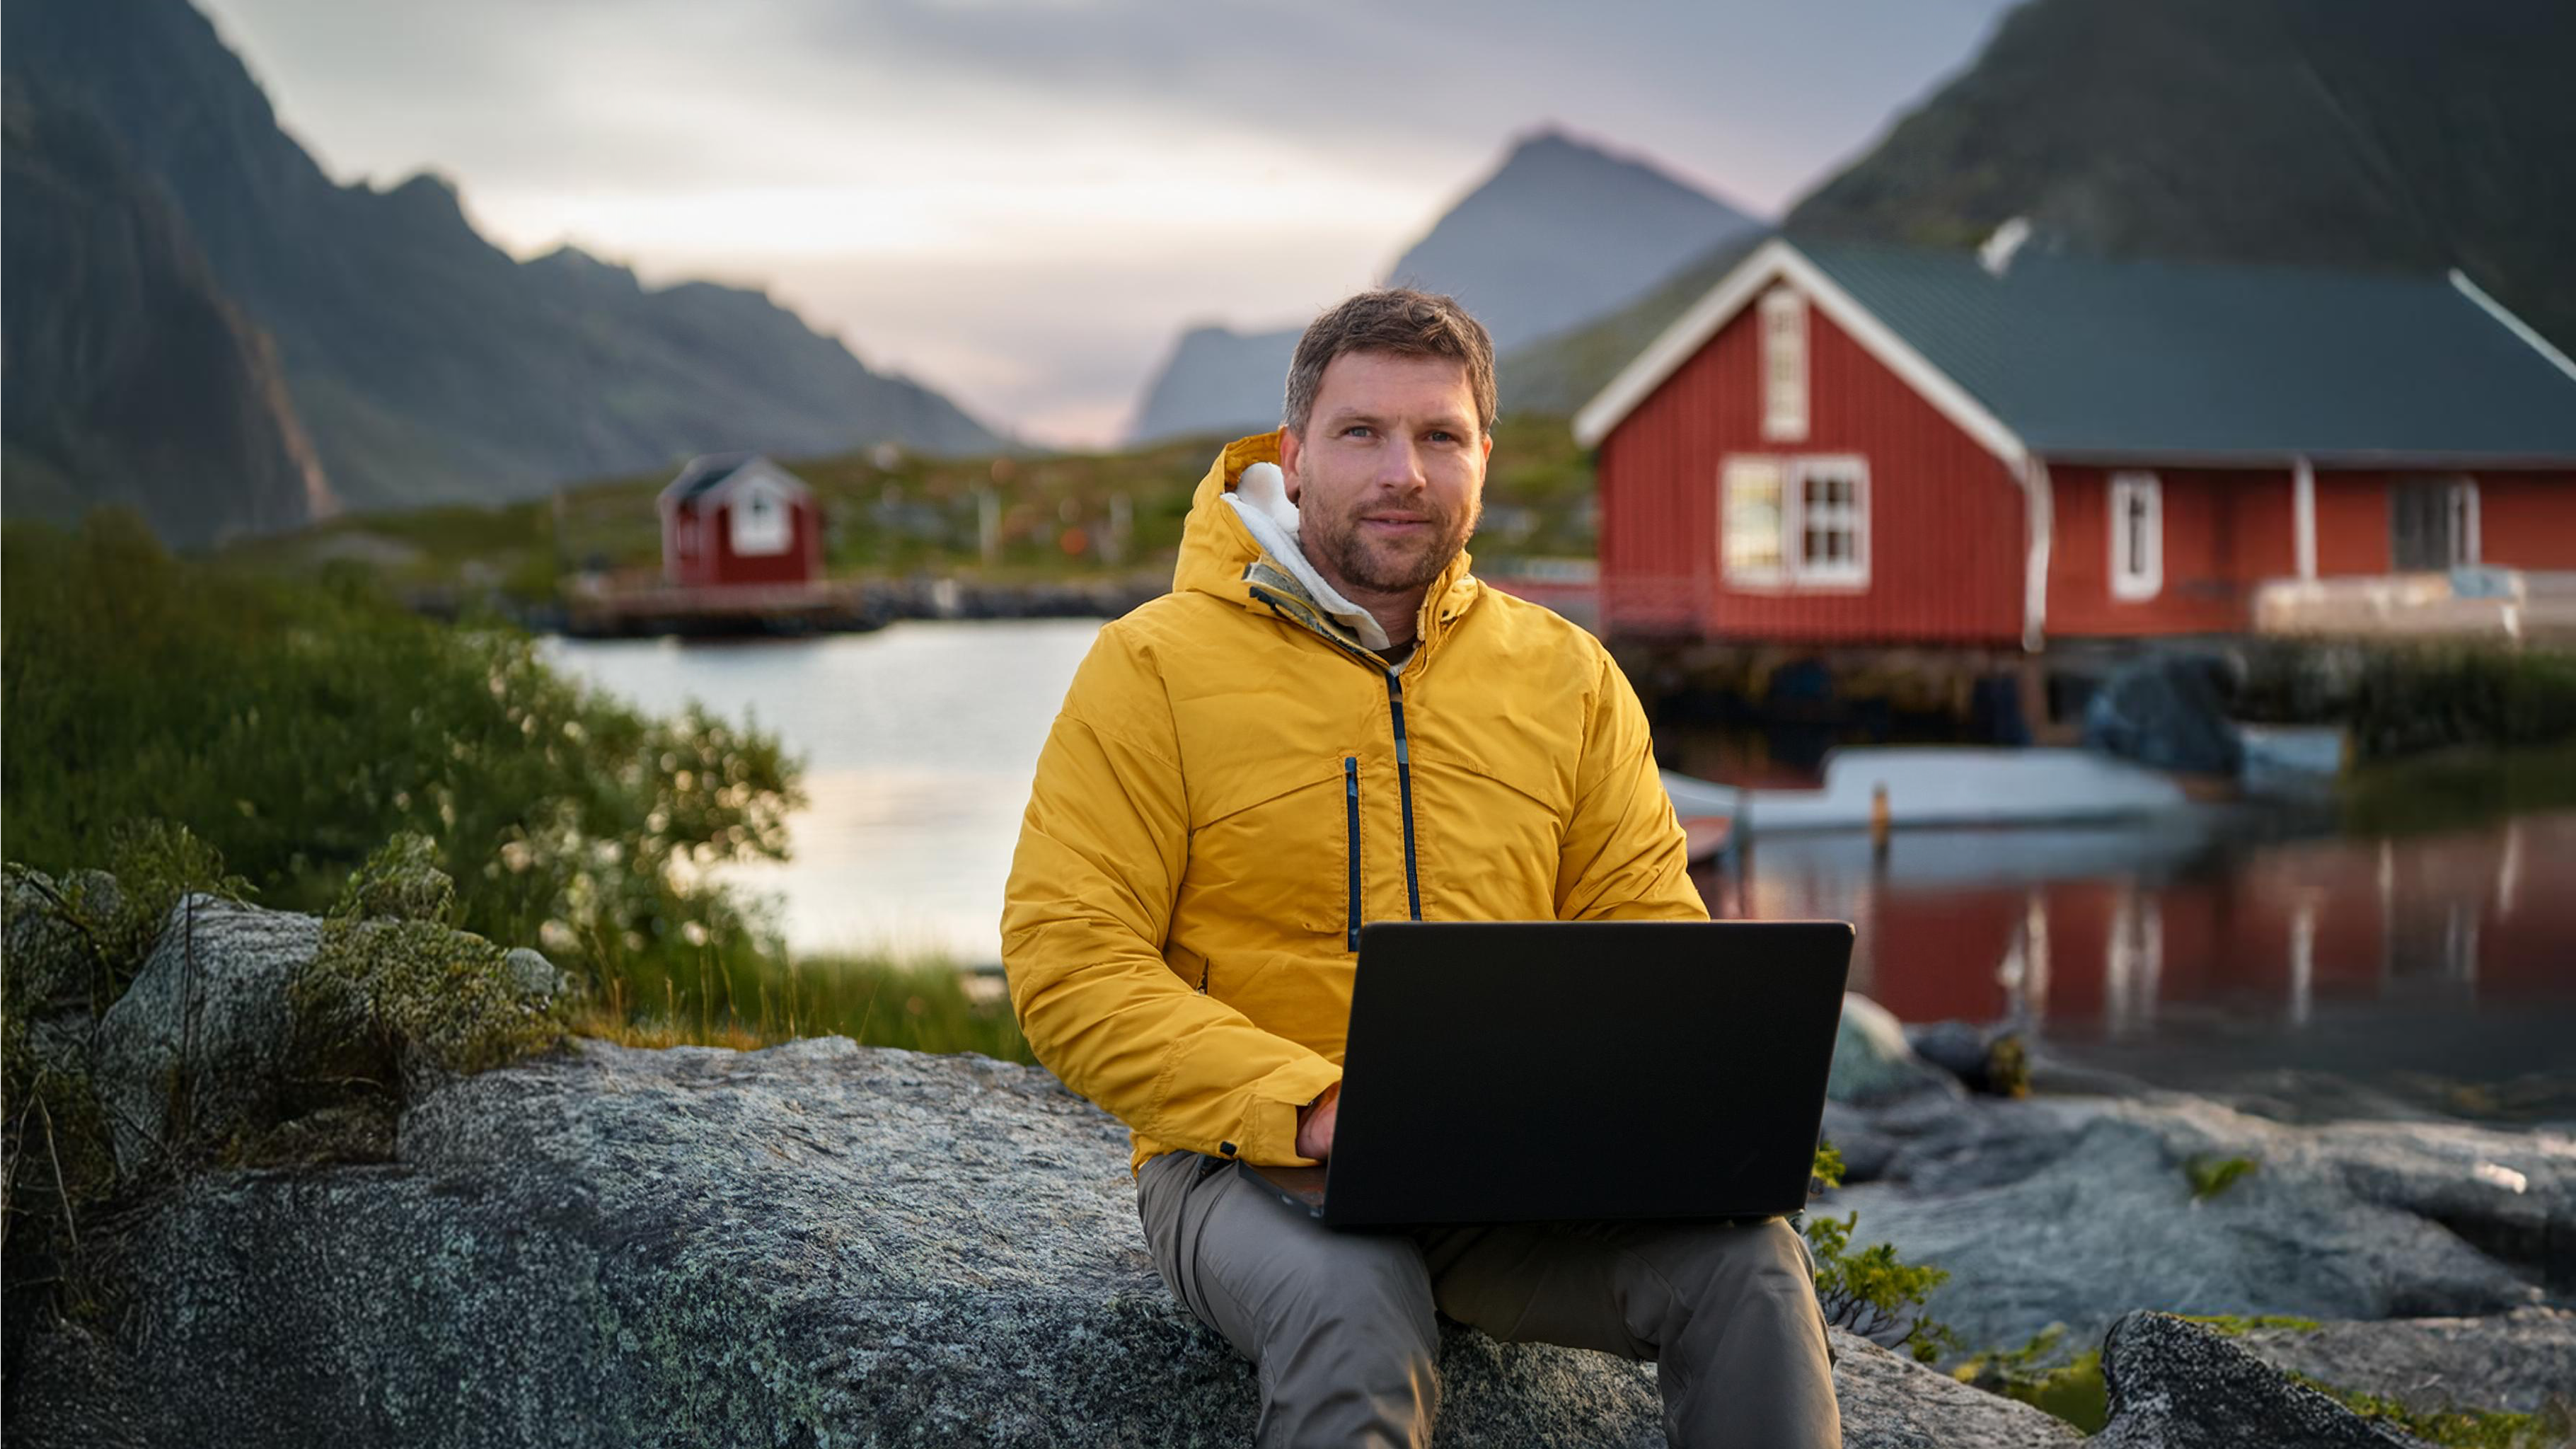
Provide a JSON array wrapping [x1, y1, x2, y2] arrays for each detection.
[[1576, 237, 2576, 466]]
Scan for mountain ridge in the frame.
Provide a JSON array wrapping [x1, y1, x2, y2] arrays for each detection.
[[1, 0, 1003, 543], [1124, 129, 1761, 444], [1503, 0, 2576, 422]]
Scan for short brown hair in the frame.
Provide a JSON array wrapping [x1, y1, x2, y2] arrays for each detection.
[[1283, 288, 1497, 439]]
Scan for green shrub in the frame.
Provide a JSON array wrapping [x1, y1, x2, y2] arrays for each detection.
[[287, 833, 569, 1082], [2, 509, 804, 995], [1803, 1138, 1959, 1363]]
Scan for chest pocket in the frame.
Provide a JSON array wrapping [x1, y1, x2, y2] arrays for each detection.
[[1405, 695, 1579, 920], [1182, 754, 1356, 945]]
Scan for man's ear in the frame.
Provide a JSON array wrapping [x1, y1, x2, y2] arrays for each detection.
[[1277, 425, 1305, 504]]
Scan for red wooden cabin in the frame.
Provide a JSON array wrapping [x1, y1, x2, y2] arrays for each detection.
[[657, 454, 825, 588], [1573, 238, 2576, 648]]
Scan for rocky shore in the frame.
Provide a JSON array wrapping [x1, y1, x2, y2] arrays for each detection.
[[6, 880, 2572, 1445]]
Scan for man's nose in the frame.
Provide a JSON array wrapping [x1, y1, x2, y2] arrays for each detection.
[[1373, 439, 1428, 490]]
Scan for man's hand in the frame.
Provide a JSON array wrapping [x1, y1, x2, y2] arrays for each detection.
[[1295, 1083, 1341, 1160]]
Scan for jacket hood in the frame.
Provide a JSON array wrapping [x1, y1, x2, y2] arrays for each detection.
[[1172, 429, 1484, 657]]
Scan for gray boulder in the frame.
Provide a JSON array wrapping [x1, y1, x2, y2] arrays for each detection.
[[1822, 1091, 2570, 1349], [2, 867, 122, 993], [2091, 1312, 2419, 1448], [2235, 1306, 2576, 1419], [1829, 994, 1961, 1106], [2081, 654, 2243, 778], [14, 1038, 2079, 1448], [90, 893, 323, 1174]]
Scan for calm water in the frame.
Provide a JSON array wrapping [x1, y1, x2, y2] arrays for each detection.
[[543, 620, 1106, 962], [543, 621, 2576, 1114]]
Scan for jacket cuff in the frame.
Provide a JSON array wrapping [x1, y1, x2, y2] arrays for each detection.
[[1240, 1056, 1345, 1167]]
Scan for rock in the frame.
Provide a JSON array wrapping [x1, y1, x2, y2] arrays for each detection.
[[1904, 1020, 2030, 1097], [503, 947, 564, 1000], [1, 866, 121, 1002], [13, 1038, 2083, 1448], [1820, 1092, 2571, 1350], [1830, 994, 1960, 1106], [88, 888, 565, 1176], [89, 893, 323, 1174], [2091, 1312, 2419, 1448], [2081, 654, 2243, 778], [2234, 1307, 2576, 1418]]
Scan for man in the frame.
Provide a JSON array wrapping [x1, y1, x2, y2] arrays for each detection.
[[1001, 289, 1839, 1448]]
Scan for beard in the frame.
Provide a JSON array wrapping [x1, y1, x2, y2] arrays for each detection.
[[1305, 492, 1482, 596]]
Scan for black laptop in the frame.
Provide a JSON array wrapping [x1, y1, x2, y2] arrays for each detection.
[[1237, 919, 1853, 1229]]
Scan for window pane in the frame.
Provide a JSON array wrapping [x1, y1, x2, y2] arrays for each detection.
[[1724, 461, 1785, 575]]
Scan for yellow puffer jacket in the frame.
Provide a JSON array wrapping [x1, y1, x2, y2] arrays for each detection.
[[1000, 430, 1705, 1174]]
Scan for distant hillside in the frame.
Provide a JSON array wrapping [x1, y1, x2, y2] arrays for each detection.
[[1786, 0, 2576, 351], [1, 0, 1002, 538], [1126, 129, 1760, 443], [1, 85, 333, 545]]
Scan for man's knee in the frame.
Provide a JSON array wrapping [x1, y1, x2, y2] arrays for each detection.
[[1258, 1230, 1440, 1352], [1648, 1217, 1828, 1336]]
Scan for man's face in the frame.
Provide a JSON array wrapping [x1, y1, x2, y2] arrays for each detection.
[[1278, 350, 1491, 604]]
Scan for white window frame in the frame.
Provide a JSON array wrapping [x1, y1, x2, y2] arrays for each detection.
[[1720, 453, 1869, 589], [729, 477, 793, 557], [1789, 455, 1869, 587], [2448, 477, 2481, 567], [1760, 286, 1808, 443], [2109, 471, 2162, 601]]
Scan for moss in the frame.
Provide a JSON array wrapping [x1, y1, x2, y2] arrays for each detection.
[[2185, 1153, 2259, 1200], [2178, 1312, 2323, 1335], [328, 829, 455, 924], [2284, 1372, 2570, 1449], [289, 833, 567, 1080], [1952, 1327, 2109, 1433]]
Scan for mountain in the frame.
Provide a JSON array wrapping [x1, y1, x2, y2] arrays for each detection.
[[1385, 129, 1760, 352], [1498, 229, 1771, 419], [1126, 129, 1761, 442], [2, 84, 334, 545], [1784, 0, 2576, 351], [1121, 324, 1303, 446], [1, 0, 1002, 541]]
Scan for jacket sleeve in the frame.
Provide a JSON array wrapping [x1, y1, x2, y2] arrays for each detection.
[[1000, 623, 1342, 1167], [1554, 649, 1709, 922]]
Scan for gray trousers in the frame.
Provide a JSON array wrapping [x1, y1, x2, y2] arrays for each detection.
[[1137, 1152, 1841, 1449]]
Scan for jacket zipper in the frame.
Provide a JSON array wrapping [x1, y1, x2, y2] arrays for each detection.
[[1383, 667, 1423, 923], [1343, 756, 1363, 951]]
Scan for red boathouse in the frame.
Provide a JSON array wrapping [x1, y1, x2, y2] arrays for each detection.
[[1573, 238, 2576, 648], [657, 453, 825, 589]]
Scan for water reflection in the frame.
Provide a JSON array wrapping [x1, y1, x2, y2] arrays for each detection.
[[1700, 813, 2576, 1110]]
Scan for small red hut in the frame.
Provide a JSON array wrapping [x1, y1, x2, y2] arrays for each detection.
[[657, 454, 824, 588], [1574, 238, 2576, 647]]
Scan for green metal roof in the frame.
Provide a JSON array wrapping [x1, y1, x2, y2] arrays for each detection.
[[1794, 240, 2576, 463]]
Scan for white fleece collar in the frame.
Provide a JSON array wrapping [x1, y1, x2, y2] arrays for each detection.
[[1224, 462, 1393, 652]]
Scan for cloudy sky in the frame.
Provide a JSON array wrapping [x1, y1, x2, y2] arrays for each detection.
[[195, 0, 2017, 447]]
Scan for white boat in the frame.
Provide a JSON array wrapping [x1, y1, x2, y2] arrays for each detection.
[[1663, 745, 2196, 838]]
